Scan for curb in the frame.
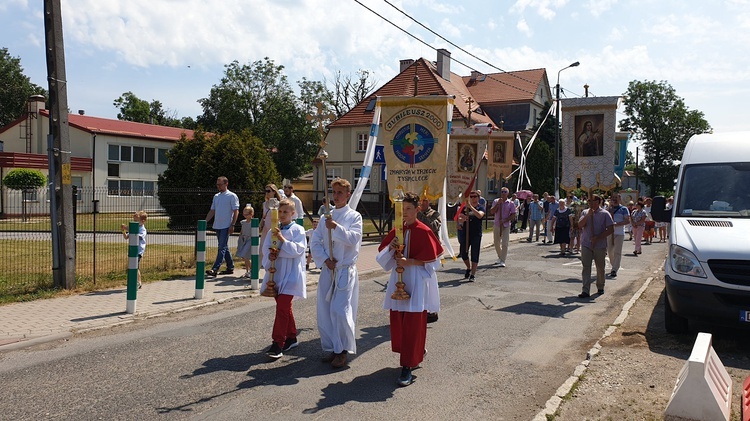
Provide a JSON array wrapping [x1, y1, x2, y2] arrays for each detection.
[[532, 264, 661, 421]]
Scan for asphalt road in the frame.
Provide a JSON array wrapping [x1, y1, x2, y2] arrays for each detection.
[[0, 239, 669, 420]]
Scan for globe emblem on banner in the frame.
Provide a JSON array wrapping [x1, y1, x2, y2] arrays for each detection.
[[391, 124, 436, 167]]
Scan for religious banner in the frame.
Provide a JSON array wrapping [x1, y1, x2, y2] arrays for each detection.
[[446, 126, 488, 203], [560, 96, 622, 192], [380, 96, 454, 201], [486, 130, 515, 183]]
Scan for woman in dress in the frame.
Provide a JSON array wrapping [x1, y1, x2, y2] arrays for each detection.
[[551, 199, 573, 256]]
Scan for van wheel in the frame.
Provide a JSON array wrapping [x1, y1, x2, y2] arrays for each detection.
[[664, 293, 689, 334]]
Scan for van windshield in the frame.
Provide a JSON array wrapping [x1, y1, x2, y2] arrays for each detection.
[[676, 162, 750, 217]]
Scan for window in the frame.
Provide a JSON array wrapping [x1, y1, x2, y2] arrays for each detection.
[[108, 144, 119, 160], [72, 176, 83, 201], [145, 147, 155, 163], [120, 145, 131, 162], [107, 180, 120, 195], [108, 180, 156, 197], [119, 180, 132, 196], [365, 98, 376, 112], [158, 148, 169, 164], [133, 146, 144, 163], [353, 168, 370, 191], [357, 133, 368, 152], [325, 167, 341, 188], [108, 163, 120, 177]]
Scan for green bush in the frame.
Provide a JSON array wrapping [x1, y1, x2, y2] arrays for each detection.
[[3, 169, 46, 190]]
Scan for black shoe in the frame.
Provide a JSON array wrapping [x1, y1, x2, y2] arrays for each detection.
[[609, 271, 617, 278], [597, 289, 605, 295], [266, 343, 283, 359], [219, 269, 234, 275], [205, 269, 218, 277], [426, 313, 439, 323], [464, 269, 470, 279], [282, 337, 298, 352], [469, 274, 475, 282], [397, 366, 413, 387], [578, 292, 590, 298]]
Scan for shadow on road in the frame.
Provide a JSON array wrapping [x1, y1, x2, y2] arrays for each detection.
[[158, 324, 392, 415]]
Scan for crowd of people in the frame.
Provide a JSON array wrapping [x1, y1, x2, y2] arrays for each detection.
[[195, 175, 669, 387]]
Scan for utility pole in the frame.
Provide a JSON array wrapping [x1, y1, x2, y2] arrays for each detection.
[[44, 0, 76, 289]]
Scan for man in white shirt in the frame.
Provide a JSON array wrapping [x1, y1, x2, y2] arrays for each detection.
[[606, 193, 631, 278], [205, 176, 240, 276], [283, 184, 305, 220], [310, 178, 363, 369]]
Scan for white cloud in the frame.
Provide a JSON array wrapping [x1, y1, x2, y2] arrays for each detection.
[[510, 0, 569, 20], [517, 18, 532, 36], [585, 0, 617, 17]]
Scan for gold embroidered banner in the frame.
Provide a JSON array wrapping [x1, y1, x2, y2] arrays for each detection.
[[381, 96, 454, 201]]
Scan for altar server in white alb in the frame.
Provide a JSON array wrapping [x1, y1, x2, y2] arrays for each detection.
[[377, 191, 444, 387], [310, 178, 363, 369]]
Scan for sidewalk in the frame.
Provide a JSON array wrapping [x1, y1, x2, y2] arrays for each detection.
[[0, 228, 524, 351]]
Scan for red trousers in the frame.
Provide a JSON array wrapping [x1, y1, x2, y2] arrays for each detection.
[[390, 310, 427, 368], [272, 294, 297, 347]]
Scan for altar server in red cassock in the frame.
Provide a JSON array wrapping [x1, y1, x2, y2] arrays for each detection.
[[377, 192, 444, 387]]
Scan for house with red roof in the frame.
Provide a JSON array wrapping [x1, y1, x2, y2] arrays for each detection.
[[318, 49, 552, 209], [0, 95, 198, 214]]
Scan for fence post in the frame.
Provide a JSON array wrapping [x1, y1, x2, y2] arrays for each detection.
[[126, 221, 138, 314], [195, 220, 206, 299], [250, 218, 260, 290]]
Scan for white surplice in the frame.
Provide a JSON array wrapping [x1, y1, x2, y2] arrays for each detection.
[[310, 205, 363, 354]]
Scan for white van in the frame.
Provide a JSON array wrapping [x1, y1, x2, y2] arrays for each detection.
[[664, 131, 750, 333]]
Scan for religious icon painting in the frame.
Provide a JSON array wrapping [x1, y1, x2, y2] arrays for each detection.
[[574, 114, 604, 157], [457, 142, 476, 173]]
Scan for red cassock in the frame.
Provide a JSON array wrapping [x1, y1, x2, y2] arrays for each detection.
[[379, 220, 443, 368]]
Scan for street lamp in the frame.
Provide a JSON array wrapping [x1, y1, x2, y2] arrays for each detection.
[[554, 61, 579, 199]]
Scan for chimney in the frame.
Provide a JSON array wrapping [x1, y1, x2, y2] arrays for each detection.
[[400, 59, 415, 73], [584, 84, 589, 97], [436, 49, 451, 81], [78, 110, 85, 115], [27, 95, 45, 115], [470, 70, 481, 81]]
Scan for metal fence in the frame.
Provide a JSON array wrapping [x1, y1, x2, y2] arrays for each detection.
[[0, 186, 394, 296]]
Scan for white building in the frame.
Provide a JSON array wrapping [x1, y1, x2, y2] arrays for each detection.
[[0, 96, 198, 214]]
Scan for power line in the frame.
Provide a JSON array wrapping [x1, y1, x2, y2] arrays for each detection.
[[352, 0, 538, 97], [380, 0, 538, 87]]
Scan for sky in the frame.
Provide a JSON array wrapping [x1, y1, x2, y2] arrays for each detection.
[[3, 0, 750, 148]]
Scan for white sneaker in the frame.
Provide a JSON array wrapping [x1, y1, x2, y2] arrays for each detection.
[[499, 262, 506, 267], [496, 258, 504, 264]]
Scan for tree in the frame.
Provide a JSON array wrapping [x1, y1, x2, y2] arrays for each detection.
[[0, 48, 47, 127], [113, 91, 183, 127], [197, 58, 319, 180], [157, 130, 280, 228], [515, 101, 555, 194], [620, 80, 711, 195], [325, 70, 378, 119], [3, 169, 46, 222]]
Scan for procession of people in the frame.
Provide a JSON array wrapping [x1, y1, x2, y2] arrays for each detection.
[[204, 172, 663, 387]]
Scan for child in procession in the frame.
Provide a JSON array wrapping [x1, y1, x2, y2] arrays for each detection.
[[121, 210, 147, 289], [261, 199, 307, 359]]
